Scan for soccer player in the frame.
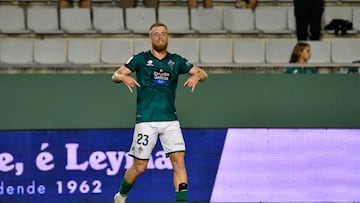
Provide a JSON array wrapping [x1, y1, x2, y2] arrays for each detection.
[[112, 22, 208, 203]]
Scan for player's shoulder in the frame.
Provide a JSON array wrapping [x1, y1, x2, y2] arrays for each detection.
[[167, 51, 180, 57], [167, 52, 186, 61], [128, 51, 150, 63], [133, 51, 148, 58]]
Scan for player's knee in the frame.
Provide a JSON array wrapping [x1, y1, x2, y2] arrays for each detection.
[[170, 152, 185, 163], [169, 152, 185, 162], [133, 160, 148, 174]]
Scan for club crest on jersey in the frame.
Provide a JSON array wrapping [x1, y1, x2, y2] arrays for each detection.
[[168, 60, 175, 70], [146, 60, 154, 66]]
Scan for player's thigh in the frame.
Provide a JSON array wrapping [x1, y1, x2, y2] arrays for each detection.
[[159, 121, 185, 155], [130, 122, 158, 159]]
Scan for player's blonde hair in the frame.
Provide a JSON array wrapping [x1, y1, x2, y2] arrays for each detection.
[[148, 22, 168, 36]]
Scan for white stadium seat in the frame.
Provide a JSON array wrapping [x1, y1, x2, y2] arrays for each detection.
[[27, 7, 63, 34], [0, 39, 33, 64], [191, 8, 227, 34], [125, 8, 156, 34], [158, 7, 195, 34], [255, 7, 292, 34], [34, 39, 67, 64], [168, 38, 199, 63], [60, 8, 96, 34], [200, 39, 232, 64], [265, 39, 297, 63], [233, 39, 265, 64], [93, 7, 130, 34], [331, 39, 360, 63], [101, 39, 132, 64], [68, 39, 100, 64], [223, 8, 259, 34], [0, 6, 30, 34]]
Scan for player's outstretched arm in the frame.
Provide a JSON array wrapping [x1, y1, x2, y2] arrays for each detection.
[[112, 66, 140, 93], [184, 66, 208, 92]]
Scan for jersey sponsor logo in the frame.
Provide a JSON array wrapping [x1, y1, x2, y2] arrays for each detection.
[[151, 69, 171, 85]]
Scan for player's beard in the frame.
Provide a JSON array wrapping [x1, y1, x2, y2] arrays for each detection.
[[152, 41, 168, 52]]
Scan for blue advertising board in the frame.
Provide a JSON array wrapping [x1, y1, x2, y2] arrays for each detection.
[[1, 128, 360, 202], [0, 129, 227, 203]]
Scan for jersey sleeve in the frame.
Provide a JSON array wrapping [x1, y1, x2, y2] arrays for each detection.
[[124, 52, 144, 72]]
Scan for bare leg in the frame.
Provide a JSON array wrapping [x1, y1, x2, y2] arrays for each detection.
[[58, 0, 71, 8], [246, 0, 257, 10], [80, 0, 92, 8], [188, 0, 198, 9], [144, 0, 158, 8], [124, 159, 148, 184], [119, 0, 137, 8], [169, 152, 187, 191], [203, 0, 213, 8]]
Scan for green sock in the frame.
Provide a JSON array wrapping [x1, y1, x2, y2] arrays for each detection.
[[176, 190, 187, 203], [119, 178, 133, 196]]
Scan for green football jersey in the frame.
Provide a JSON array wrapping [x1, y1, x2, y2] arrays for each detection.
[[284, 66, 319, 74], [125, 51, 193, 123]]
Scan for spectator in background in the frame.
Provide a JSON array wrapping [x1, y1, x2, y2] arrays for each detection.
[[348, 60, 360, 74], [58, 0, 158, 9], [235, 0, 257, 11], [119, 0, 158, 8], [188, 0, 213, 9], [285, 42, 318, 74], [58, 0, 91, 8], [293, 0, 324, 40]]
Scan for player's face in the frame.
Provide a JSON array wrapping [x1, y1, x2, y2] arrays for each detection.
[[150, 26, 168, 52], [300, 46, 311, 62]]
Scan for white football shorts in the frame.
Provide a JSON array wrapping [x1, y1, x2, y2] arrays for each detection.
[[129, 121, 186, 160]]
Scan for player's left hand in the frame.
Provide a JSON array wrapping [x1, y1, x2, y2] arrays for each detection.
[[184, 75, 201, 92]]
